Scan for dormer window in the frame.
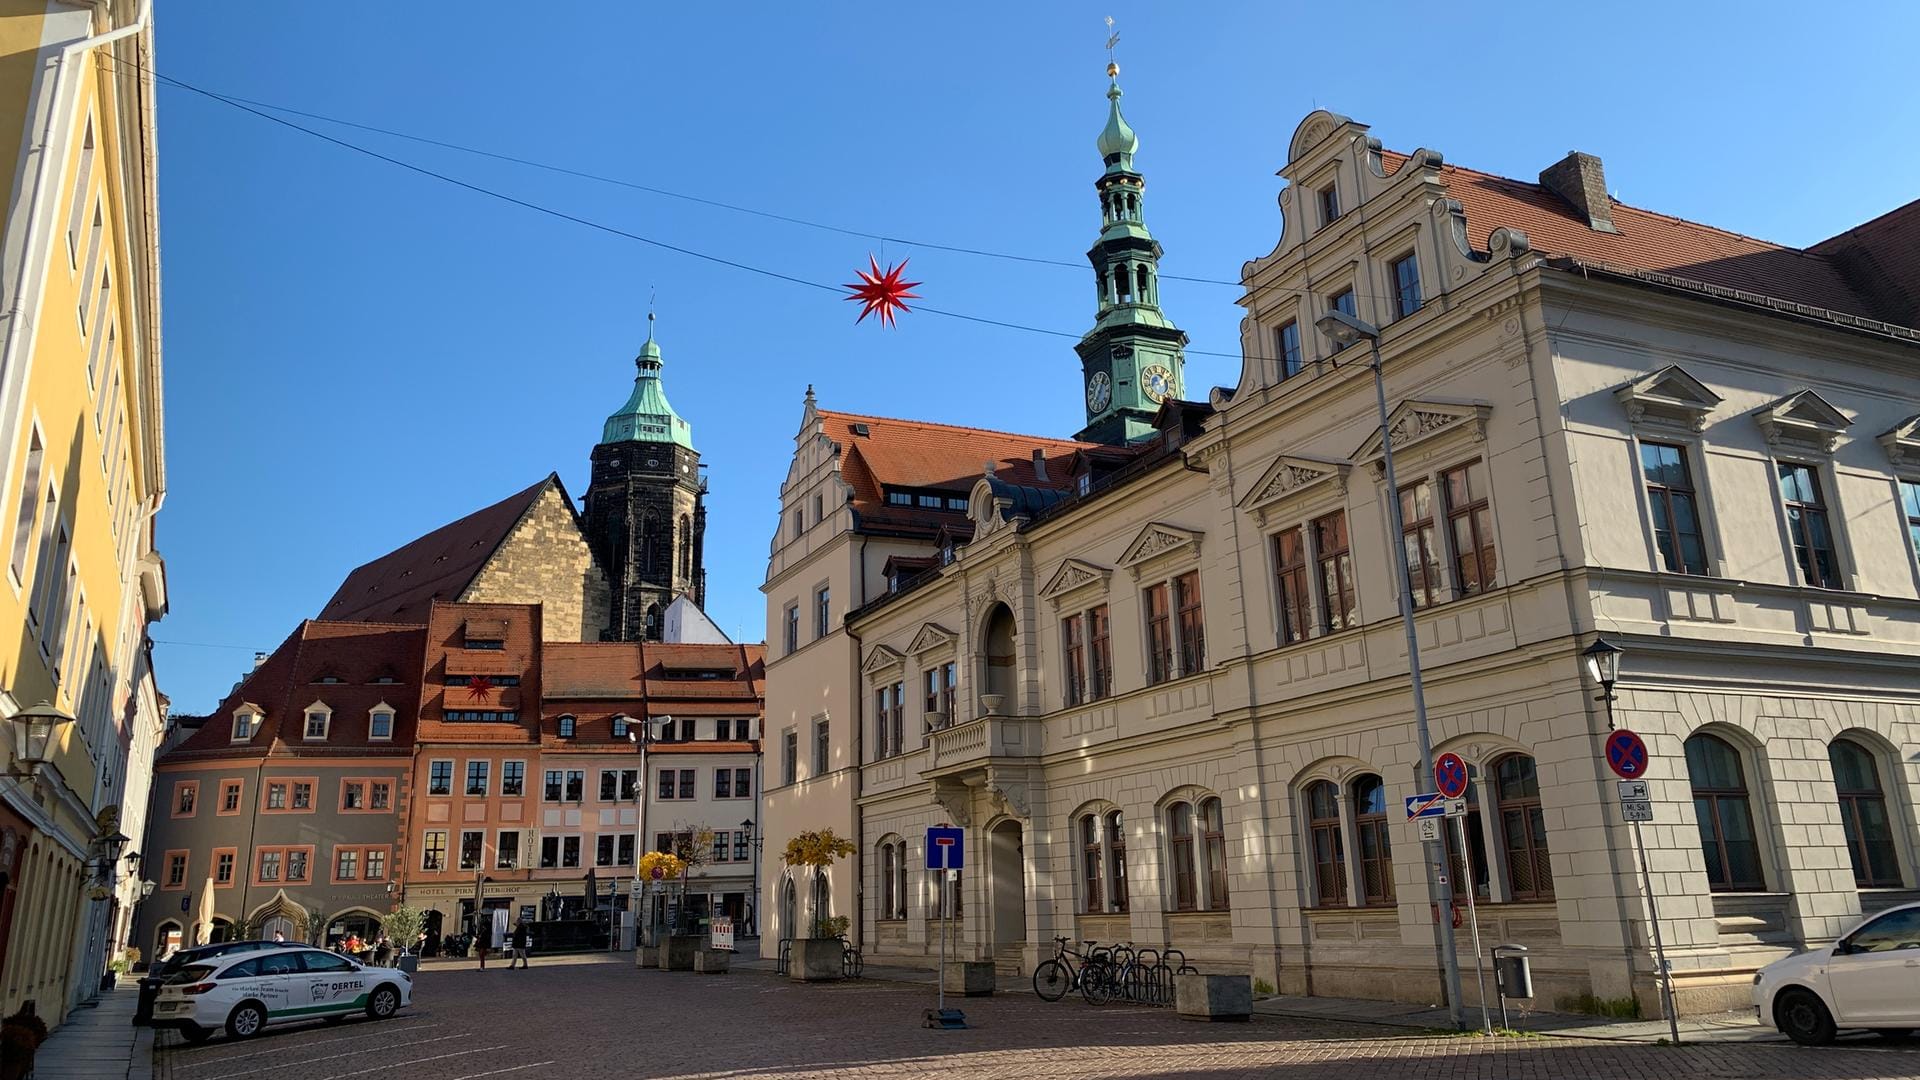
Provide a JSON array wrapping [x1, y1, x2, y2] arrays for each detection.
[[1318, 183, 1341, 228], [230, 706, 262, 742], [886, 492, 911, 506], [558, 714, 577, 738], [314, 675, 343, 684], [941, 545, 955, 566], [611, 715, 628, 739], [303, 702, 332, 741], [369, 704, 395, 741]]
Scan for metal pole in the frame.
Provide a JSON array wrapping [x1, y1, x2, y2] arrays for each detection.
[[1632, 820, 1681, 1043], [937, 867, 948, 1017], [1494, 947, 1509, 1031], [1453, 813, 1492, 1034], [637, 739, 650, 948], [1368, 336, 1465, 1028]]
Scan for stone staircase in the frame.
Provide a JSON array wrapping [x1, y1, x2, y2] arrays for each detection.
[[993, 941, 1024, 977]]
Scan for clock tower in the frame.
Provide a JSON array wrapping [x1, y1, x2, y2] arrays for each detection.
[[1074, 63, 1188, 446]]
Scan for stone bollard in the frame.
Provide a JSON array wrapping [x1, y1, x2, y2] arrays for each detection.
[[694, 948, 732, 974], [942, 961, 996, 997], [1174, 974, 1252, 1021]]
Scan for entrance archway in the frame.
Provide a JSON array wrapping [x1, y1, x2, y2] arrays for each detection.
[[989, 819, 1027, 971], [980, 603, 1016, 715]]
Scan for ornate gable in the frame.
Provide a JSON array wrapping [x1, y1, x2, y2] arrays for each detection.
[[907, 623, 957, 656], [1353, 400, 1491, 466], [1614, 365, 1722, 432], [1117, 522, 1203, 579], [1039, 559, 1111, 605], [1879, 414, 1920, 467], [860, 645, 906, 677], [1239, 454, 1350, 519], [1752, 390, 1850, 454]]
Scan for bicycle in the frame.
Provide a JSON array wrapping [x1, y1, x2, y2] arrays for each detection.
[[1032, 937, 1101, 1002], [1083, 942, 1141, 1006]]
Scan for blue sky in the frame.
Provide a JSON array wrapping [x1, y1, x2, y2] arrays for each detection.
[[151, 3, 1920, 712]]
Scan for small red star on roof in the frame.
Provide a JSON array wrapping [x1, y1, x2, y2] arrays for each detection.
[[466, 675, 495, 702], [844, 255, 921, 328]]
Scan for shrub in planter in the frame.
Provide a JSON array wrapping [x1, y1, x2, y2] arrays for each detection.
[[1, 1008, 47, 1080]]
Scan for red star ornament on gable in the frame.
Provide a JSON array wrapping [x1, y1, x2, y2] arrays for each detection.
[[844, 255, 921, 328], [466, 675, 496, 703]]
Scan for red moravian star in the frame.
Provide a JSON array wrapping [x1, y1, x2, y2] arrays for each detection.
[[466, 675, 496, 703], [844, 255, 921, 327]]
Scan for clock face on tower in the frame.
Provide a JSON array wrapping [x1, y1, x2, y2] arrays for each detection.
[[1141, 364, 1174, 404], [1086, 370, 1112, 413]]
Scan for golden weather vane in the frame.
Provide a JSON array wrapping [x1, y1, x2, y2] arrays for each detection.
[[1104, 15, 1120, 78]]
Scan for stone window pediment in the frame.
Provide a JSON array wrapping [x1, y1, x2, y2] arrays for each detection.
[[1877, 413, 1920, 466], [1752, 389, 1850, 454], [907, 623, 957, 657], [1040, 558, 1111, 605], [1239, 455, 1350, 525], [861, 645, 906, 677], [1614, 364, 1722, 432], [1353, 400, 1491, 471], [1117, 522, 1204, 580]]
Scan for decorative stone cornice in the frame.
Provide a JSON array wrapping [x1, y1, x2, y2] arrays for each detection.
[[1117, 522, 1204, 579], [1878, 414, 1920, 466], [1040, 559, 1111, 606], [930, 778, 972, 827], [1352, 400, 1491, 469], [986, 769, 1031, 821], [860, 645, 906, 677], [1239, 454, 1350, 524], [1752, 389, 1850, 455], [1614, 364, 1722, 432], [906, 623, 957, 657]]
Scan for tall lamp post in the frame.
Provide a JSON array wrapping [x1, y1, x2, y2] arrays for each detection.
[[740, 817, 762, 940], [1317, 309, 1466, 1028], [626, 714, 671, 949]]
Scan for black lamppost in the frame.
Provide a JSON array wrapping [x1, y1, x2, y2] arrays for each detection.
[[740, 818, 763, 939], [1583, 637, 1624, 729]]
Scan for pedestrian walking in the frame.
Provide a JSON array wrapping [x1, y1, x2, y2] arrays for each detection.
[[509, 922, 533, 969]]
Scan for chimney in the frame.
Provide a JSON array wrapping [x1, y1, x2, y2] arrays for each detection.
[[1031, 450, 1049, 483], [1539, 151, 1616, 233], [253, 651, 268, 670]]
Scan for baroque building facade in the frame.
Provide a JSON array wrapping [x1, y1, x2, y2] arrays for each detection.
[[0, 0, 169, 1027], [761, 79, 1920, 1016]]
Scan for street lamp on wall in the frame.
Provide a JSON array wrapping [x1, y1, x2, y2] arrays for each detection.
[[1582, 637, 1624, 729], [7, 700, 76, 777]]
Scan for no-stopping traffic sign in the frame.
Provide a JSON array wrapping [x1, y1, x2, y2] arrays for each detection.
[[1605, 729, 1649, 779]]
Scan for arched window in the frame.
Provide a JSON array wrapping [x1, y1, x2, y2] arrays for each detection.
[[1829, 738, 1901, 888], [1685, 733, 1764, 891], [1080, 815, 1103, 913], [1200, 797, 1229, 910], [1105, 810, 1129, 913], [893, 843, 907, 918], [1352, 775, 1393, 905], [1135, 264, 1150, 304], [1306, 781, 1345, 906], [1493, 755, 1552, 900], [880, 842, 897, 920], [1167, 801, 1196, 911]]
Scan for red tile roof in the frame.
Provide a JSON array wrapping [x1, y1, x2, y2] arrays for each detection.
[[317, 475, 559, 625], [1811, 198, 1920, 328], [814, 409, 1128, 535], [165, 620, 426, 761], [1381, 151, 1900, 324]]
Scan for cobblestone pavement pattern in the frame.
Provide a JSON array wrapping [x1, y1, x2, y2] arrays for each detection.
[[154, 954, 1920, 1080]]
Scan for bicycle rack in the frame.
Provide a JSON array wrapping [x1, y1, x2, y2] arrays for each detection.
[[775, 938, 792, 976]]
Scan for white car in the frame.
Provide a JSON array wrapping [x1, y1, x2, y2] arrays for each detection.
[[151, 945, 412, 1043], [1753, 902, 1920, 1045]]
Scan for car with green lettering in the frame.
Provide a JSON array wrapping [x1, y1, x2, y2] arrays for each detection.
[[150, 945, 412, 1043]]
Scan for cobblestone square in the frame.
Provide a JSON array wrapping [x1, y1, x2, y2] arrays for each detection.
[[153, 954, 1920, 1080]]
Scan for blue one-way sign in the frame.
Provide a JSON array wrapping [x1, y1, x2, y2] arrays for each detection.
[[1405, 792, 1448, 820], [926, 826, 965, 870]]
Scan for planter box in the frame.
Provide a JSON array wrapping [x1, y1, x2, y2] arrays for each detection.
[[1175, 974, 1252, 1022], [788, 937, 844, 982], [942, 961, 995, 997], [694, 948, 732, 974], [657, 935, 699, 971], [397, 956, 420, 975]]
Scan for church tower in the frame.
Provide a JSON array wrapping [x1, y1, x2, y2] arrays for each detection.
[[1074, 61, 1189, 446], [584, 314, 707, 641]]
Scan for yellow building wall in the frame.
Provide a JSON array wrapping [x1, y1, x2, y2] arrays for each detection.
[[0, 0, 161, 1025]]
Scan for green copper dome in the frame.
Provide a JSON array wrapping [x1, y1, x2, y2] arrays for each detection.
[[1096, 81, 1138, 164], [600, 315, 695, 449]]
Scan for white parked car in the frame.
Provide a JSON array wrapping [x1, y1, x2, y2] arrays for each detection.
[[1753, 902, 1920, 1045], [151, 945, 412, 1043]]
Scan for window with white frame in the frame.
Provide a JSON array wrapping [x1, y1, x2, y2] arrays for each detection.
[[1641, 443, 1711, 575], [231, 707, 261, 742], [303, 704, 331, 741], [368, 705, 394, 740]]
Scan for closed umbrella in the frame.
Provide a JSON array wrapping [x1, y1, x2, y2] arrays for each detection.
[[191, 876, 215, 946]]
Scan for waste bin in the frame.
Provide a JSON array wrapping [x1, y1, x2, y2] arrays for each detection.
[[1493, 947, 1533, 1000]]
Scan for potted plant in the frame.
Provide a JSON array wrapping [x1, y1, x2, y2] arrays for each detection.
[[637, 850, 688, 969], [101, 950, 133, 991], [1, 1007, 47, 1080], [381, 904, 426, 974], [782, 828, 855, 982]]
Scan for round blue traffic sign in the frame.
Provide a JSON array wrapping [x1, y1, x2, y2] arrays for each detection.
[[1434, 752, 1469, 799], [1606, 729, 1649, 779]]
